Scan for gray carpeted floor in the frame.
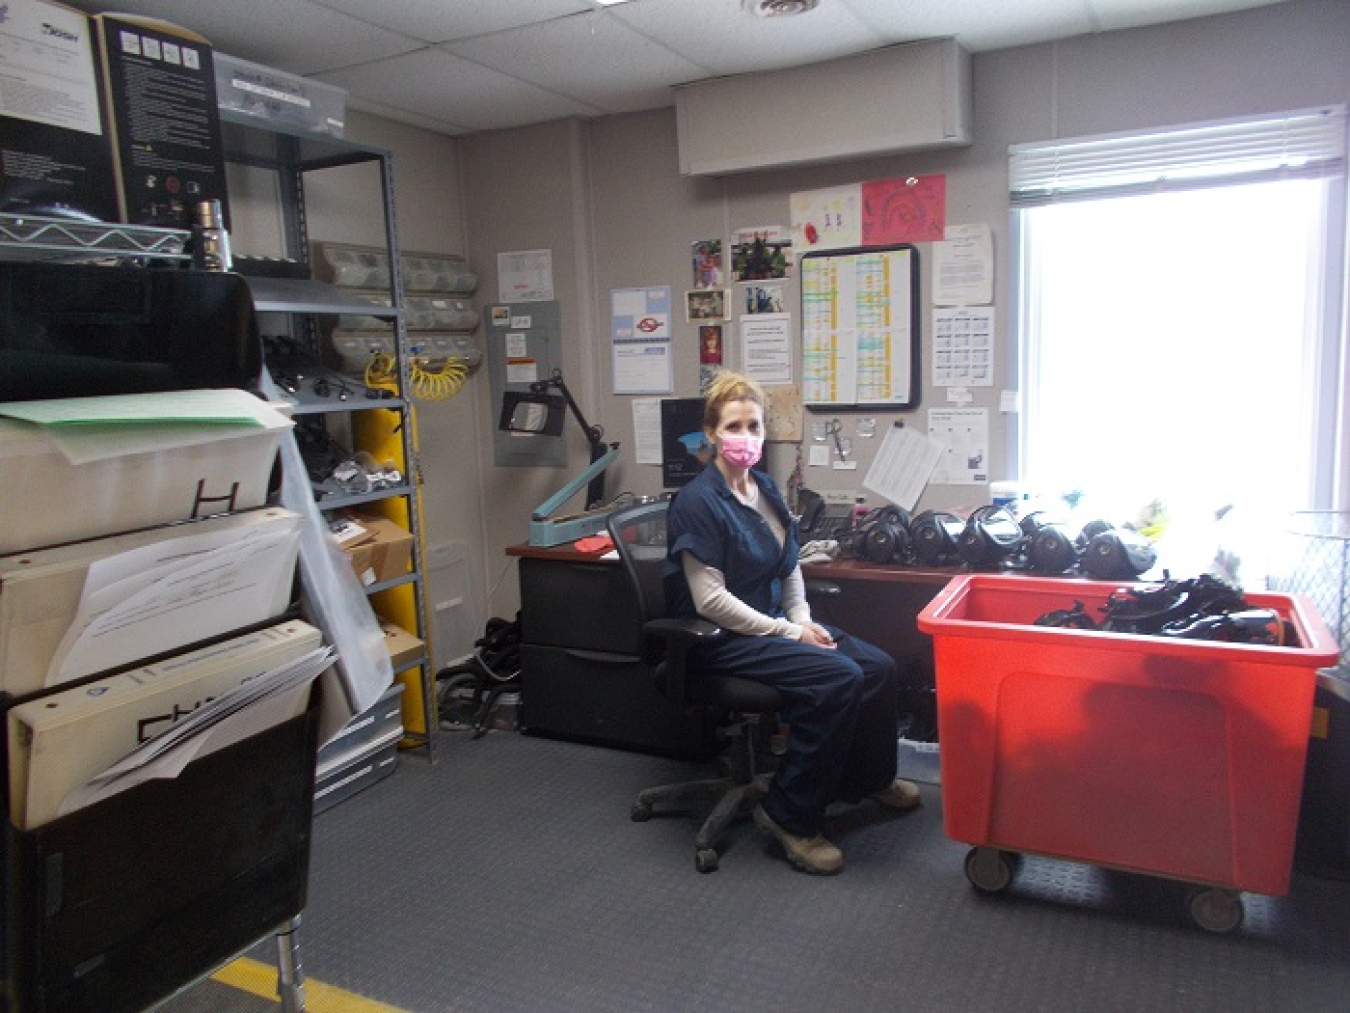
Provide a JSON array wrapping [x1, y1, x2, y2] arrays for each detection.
[[156, 727, 1350, 1012]]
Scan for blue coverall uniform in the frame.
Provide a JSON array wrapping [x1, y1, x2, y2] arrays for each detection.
[[665, 462, 900, 839]]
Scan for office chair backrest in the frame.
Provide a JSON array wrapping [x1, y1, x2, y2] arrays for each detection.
[[606, 501, 669, 625]]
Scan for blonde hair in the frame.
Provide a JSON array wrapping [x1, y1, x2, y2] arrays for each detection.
[[703, 370, 765, 431]]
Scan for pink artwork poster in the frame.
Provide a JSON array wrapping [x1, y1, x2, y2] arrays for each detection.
[[862, 175, 946, 244]]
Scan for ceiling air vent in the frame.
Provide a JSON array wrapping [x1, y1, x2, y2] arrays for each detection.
[[742, 0, 821, 17]]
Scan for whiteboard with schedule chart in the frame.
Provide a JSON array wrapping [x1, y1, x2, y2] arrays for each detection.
[[800, 245, 920, 408]]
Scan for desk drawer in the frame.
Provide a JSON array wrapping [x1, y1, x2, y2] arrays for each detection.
[[520, 644, 716, 759], [519, 557, 641, 654]]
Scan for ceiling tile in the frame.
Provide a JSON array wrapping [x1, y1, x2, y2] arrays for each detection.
[[62, 0, 421, 75], [59, 0, 1297, 136], [344, 96, 474, 137], [313, 0, 593, 45], [604, 0, 889, 77], [1086, 0, 1287, 33], [840, 0, 1096, 53], [443, 9, 711, 112], [314, 50, 604, 133]]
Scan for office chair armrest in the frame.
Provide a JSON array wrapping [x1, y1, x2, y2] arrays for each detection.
[[803, 579, 841, 600], [640, 616, 723, 697]]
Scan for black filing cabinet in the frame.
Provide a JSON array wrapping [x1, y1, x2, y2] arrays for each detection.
[[518, 555, 716, 759]]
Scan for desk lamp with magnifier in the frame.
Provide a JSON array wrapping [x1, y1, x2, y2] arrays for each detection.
[[498, 369, 620, 547]]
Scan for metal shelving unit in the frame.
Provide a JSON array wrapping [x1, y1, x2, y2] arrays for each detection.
[[0, 213, 191, 263], [218, 113, 437, 763]]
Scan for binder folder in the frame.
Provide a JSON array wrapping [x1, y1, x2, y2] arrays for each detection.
[[0, 506, 301, 697], [7, 619, 321, 830]]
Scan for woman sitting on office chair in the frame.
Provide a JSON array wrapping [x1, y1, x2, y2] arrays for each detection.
[[665, 370, 919, 875]]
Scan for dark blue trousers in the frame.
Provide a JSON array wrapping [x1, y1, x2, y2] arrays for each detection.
[[699, 624, 899, 838]]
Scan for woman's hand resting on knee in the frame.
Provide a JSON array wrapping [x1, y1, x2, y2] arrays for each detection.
[[797, 622, 837, 649]]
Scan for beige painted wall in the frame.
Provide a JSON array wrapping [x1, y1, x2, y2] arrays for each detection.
[[225, 0, 1348, 653], [459, 0, 1349, 624]]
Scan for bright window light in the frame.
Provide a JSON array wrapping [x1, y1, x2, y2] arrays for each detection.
[[1012, 109, 1346, 585]]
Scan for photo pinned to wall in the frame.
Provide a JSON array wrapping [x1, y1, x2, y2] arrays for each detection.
[[743, 283, 784, 315], [731, 226, 792, 281], [700, 323, 725, 396], [699, 324, 723, 364], [686, 288, 729, 322], [691, 239, 724, 288], [699, 364, 720, 396]]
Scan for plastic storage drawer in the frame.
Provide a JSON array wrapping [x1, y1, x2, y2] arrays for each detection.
[[917, 574, 1337, 918]]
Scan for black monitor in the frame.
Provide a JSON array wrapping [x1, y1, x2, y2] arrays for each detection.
[[660, 397, 710, 489]]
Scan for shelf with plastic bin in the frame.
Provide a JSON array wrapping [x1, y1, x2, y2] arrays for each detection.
[[219, 112, 388, 173], [221, 114, 436, 761], [269, 368, 409, 416], [0, 213, 190, 263], [246, 275, 404, 319]]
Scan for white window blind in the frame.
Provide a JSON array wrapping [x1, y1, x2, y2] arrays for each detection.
[[1010, 105, 1346, 206]]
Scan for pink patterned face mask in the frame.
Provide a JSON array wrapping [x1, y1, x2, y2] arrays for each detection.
[[719, 434, 763, 468]]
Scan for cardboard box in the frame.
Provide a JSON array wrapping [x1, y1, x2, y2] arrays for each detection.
[[378, 619, 424, 670], [0, 0, 119, 221], [213, 51, 345, 137], [0, 507, 301, 698], [0, 407, 287, 554], [92, 13, 229, 229], [335, 512, 413, 586]]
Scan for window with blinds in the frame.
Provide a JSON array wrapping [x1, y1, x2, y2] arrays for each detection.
[[1010, 106, 1347, 585]]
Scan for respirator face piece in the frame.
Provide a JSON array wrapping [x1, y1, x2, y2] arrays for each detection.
[[1081, 527, 1157, 580], [1028, 523, 1079, 573], [852, 506, 912, 564], [910, 510, 965, 566], [957, 506, 1024, 569]]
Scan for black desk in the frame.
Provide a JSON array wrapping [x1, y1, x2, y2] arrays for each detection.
[[508, 545, 962, 754], [800, 558, 957, 666], [507, 543, 717, 759]]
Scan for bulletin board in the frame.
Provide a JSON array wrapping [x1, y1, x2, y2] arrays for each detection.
[[800, 244, 920, 409]]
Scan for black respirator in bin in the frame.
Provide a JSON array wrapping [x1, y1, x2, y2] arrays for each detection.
[[1020, 511, 1080, 574], [957, 505, 1025, 569], [1080, 523, 1158, 580], [909, 510, 966, 566], [850, 506, 912, 564]]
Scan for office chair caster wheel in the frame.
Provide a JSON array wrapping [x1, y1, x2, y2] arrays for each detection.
[[1187, 886, 1243, 934], [964, 847, 1019, 893], [695, 848, 720, 873], [631, 802, 653, 822]]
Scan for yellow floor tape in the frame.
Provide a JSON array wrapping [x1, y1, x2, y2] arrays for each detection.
[[213, 956, 410, 1012]]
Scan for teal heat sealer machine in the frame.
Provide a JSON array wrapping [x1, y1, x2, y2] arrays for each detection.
[[500, 370, 621, 548]]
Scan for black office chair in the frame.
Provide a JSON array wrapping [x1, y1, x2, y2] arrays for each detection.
[[608, 499, 794, 873]]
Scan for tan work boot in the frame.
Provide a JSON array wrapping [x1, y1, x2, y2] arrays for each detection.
[[871, 778, 922, 812], [753, 804, 844, 875]]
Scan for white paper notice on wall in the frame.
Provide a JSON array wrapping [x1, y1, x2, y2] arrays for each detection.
[[933, 305, 994, 388], [929, 408, 989, 485], [862, 424, 942, 511], [932, 224, 993, 306]]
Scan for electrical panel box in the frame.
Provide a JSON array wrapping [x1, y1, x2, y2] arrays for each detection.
[[488, 300, 563, 469]]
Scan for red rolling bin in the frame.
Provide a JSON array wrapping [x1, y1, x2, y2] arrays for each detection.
[[917, 574, 1339, 932]]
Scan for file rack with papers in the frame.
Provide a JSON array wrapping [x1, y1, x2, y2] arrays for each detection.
[[2, 686, 320, 1013]]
